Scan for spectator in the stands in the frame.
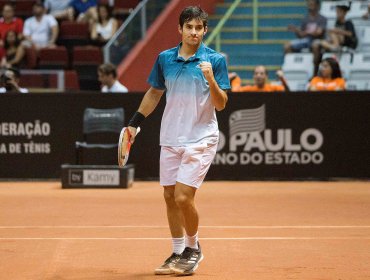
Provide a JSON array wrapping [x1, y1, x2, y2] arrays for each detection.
[[44, 0, 74, 21], [0, 3, 24, 48], [1, 30, 25, 68], [69, 0, 98, 25], [284, 0, 327, 53], [23, 2, 59, 50], [0, 67, 28, 93], [230, 66, 288, 92], [90, 3, 118, 46], [308, 57, 345, 91], [312, 3, 357, 73], [98, 63, 128, 93]]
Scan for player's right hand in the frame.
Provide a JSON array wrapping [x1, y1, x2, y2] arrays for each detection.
[[127, 126, 138, 144]]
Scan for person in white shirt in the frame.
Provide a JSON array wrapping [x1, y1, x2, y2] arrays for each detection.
[[98, 63, 128, 93], [0, 68, 28, 93], [23, 2, 58, 50], [91, 4, 118, 46]]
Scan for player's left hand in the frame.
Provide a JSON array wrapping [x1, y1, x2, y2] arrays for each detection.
[[198, 61, 214, 82]]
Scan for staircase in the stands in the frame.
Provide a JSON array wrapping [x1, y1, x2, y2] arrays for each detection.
[[208, 0, 306, 82]]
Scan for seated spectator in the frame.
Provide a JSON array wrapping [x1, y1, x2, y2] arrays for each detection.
[[308, 57, 345, 91], [0, 30, 26, 68], [69, 0, 98, 25], [22, 3, 59, 50], [91, 4, 118, 46], [0, 3, 24, 48], [230, 66, 288, 92], [44, 0, 74, 21], [0, 67, 28, 93], [284, 0, 327, 53], [98, 63, 128, 93], [312, 3, 357, 72]]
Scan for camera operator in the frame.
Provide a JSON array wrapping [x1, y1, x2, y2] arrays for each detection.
[[0, 67, 28, 93]]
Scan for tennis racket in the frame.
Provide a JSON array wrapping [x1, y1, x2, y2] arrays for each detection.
[[118, 127, 140, 167]]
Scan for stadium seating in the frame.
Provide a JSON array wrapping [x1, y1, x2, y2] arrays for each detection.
[[357, 26, 370, 52], [64, 70, 80, 90], [282, 53, 314, 80], [58, 21, 90, 49], [348, 53, 370, 81], [72, 46, 103, 90], [346, 80, 370, 90], [320, 1, 337, 20], [320, 1, 368, 20], [347, 1, 369, 19], [38, 46, 69, 70]]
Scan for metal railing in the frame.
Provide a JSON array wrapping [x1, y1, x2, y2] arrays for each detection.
[[205, 0, 259, 51], [103, 0, 169, 65]]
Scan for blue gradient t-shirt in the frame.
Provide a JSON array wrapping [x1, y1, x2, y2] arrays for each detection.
[[148, 43, 231, 146]]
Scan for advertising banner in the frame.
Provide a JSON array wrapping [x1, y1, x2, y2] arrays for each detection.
[[0, 92, 369, 180]]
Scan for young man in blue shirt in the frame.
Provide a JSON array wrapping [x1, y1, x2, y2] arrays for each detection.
[[127, 6, 230, 276]]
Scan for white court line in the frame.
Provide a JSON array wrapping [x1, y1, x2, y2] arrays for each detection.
[[0, 237, 370, 240], [0, 225, 370, 229]]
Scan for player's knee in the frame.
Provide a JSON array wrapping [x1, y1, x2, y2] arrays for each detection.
[[174, 194, 191, 208], [163, 188, 175, 204]]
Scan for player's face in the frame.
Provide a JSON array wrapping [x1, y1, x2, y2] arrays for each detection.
[[178, 18, 207, 46], [253, 66, 267, 86]]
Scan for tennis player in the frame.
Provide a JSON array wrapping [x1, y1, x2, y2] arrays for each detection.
[[127, 6, 230, 276]]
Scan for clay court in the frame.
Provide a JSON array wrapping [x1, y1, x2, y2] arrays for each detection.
[[1, 181, 370, 279]]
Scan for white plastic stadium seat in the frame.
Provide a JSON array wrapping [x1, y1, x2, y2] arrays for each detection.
[[357, 26, 370, 52], [346, 1, 369, 20], [320, 1, 338, 19], [346, 80, 370, 90], [348, 53, 370, 80], [352, 19, 370, 27], [286, 80, 308, 91], [282, 53, 314, 81]]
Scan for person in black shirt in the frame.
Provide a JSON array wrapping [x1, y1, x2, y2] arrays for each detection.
[[312, 3, 357, 74]]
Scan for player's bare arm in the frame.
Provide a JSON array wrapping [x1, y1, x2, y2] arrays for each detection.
[[128, 87, 164, 141], [198, 61, 228, 111]]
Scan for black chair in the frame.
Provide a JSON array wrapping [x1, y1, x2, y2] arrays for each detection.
[[75, 108, 124, 165]]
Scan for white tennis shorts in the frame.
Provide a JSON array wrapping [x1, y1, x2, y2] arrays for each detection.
[[160, 142, 217, 189]]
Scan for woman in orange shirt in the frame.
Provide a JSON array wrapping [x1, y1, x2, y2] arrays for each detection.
[[308, 57, 346, 91]]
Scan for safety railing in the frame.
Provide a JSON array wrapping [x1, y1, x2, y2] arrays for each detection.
[[103, 0, 169, 64], [205, 0, 259, 51]]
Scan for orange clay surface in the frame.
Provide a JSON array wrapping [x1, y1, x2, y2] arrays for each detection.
[[0, 181, 370, 280]]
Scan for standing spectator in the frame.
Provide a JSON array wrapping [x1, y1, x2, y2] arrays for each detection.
[[91, 4, 118, 46], [284, 0, 327, 53], [1, 30, 25, 68], [0, 67, 28, 93], [312, 3, 357, 73], [230, 66, 287, 92], [23, 2, 59, 50], [44, 0, 74, 21], [0, 3, 24, 48], [69, 0, 98, 25], [98, 63, 128, 93], [308, 57, 345, 91]]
